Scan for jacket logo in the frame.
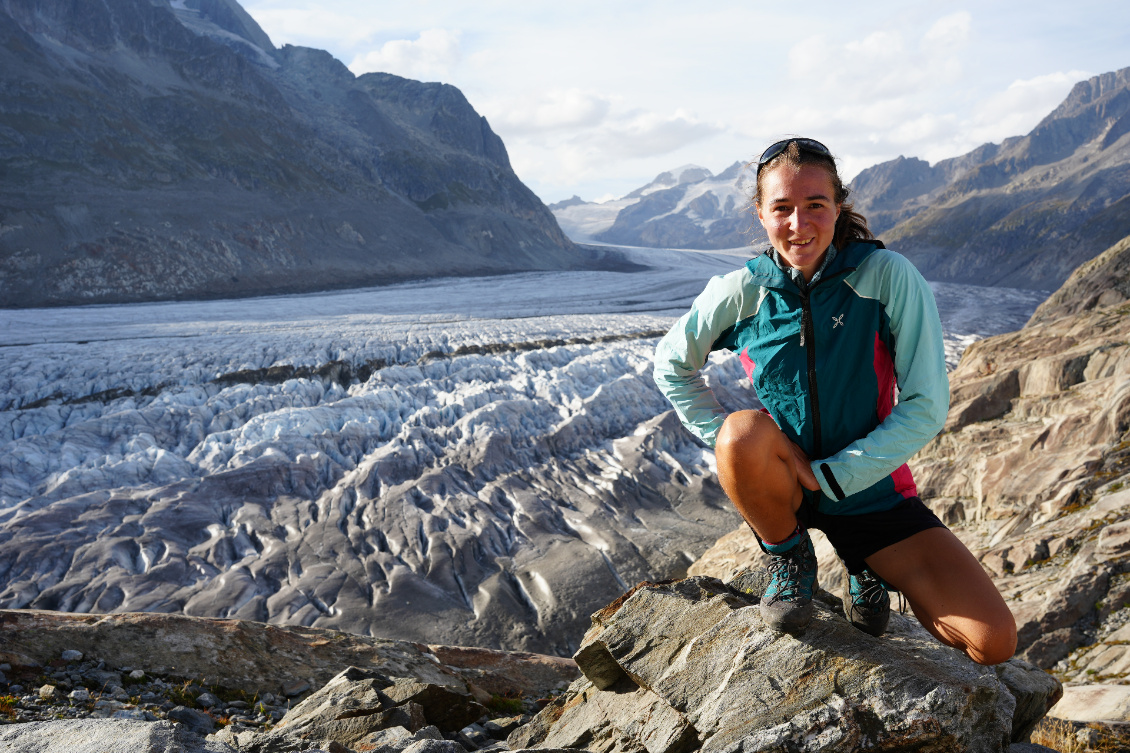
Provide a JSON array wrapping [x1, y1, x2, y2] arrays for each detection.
[[832, 314, 844, 329]]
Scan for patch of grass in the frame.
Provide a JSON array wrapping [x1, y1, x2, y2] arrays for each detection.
[[1031, 717, 1130, 752], [485, 693, 525, 715], [0, 695, 17, 718], [167, 679, 200, 708]]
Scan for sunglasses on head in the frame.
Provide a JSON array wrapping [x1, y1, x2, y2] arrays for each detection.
[[756, 138, 833, 176]]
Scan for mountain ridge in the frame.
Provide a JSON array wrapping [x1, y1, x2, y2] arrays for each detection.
[[851, 65, 1130, 290], [0, 0, 623, 308]]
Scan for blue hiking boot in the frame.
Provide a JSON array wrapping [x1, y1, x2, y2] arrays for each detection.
[[760, 528, 818, 634], [843, 567, 891, 637]]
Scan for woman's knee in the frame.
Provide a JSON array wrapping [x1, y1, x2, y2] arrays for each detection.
[[716, 410, 781, 461], [968, 613, 1018, 666]]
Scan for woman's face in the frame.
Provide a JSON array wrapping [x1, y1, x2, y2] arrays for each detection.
[[756, 163, 841, 281]]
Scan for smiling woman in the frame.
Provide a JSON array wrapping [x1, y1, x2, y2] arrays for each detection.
[[654, 137, 1018, 665]]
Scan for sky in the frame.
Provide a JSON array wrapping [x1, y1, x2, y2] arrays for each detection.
[[241, 1, 1130, 205]]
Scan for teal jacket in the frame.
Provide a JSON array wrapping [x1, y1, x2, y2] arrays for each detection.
[[653, 241, 949, 515]]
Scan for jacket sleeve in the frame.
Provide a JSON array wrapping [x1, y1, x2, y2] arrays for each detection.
[[814, 251, 949, 500], [653, 267, 757, 447]]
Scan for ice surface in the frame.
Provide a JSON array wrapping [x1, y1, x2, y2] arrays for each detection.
[[0, 246, 1048, 653]]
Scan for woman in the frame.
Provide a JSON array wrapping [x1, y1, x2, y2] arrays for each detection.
[[653, 138, 1016, 665]]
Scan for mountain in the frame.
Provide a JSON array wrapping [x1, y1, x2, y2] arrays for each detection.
[[552, 163, 765, 250], [0, 0, 620, 308], [851, 66, 1130, 291]]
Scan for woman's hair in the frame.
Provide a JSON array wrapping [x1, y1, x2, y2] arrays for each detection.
[[754, 141, 874, 249]]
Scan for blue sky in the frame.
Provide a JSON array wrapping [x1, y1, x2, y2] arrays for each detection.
[[242, 1, 1130, 204]]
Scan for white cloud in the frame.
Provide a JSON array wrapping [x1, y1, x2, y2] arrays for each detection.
[[244, 8, 382, 48], [922, 12, 971, 51], [480, 89, 612, 135], [962, 70, 1091, 147], [580, 109, 724, 160], [349, 29, 462, 81]]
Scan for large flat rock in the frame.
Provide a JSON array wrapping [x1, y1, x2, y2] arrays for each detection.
[[0, 719, 231, 753], [511, 576, 1061, 753]]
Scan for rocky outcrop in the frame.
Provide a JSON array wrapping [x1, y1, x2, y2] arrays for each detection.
[[0, 0, 619, 307], [0, 719, 232, 753], [851, 66, 1130, 291], [511, 575, 1061, 753], [0, 610, 577, 700]]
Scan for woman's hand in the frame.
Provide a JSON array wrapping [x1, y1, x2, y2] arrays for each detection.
[[789, 440, 821, 491]]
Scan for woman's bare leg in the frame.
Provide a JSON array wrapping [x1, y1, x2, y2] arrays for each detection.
[[715, 410, 807, 542], [865, 527, 1017, 665]]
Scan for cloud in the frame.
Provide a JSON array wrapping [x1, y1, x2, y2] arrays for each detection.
[[963, 70, 1091, 146], [244, 8, 371, 47], [480, 89, 613, 135], [574, 109, 724, 161], [349, 29, 462, 81], [922, 12, 971, 51]]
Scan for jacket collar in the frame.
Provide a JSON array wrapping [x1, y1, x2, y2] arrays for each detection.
[[745, 240, 879, 291]]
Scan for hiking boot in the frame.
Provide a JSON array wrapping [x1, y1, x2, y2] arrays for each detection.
[[842, 567, 891, 637], [760, 528, 818, 633]]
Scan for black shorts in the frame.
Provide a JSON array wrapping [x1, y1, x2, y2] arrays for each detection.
[[794, 495, 947, 575]]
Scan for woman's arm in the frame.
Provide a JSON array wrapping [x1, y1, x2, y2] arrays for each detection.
[[813, 250, 950, 501], [653, 266, 759, 447]]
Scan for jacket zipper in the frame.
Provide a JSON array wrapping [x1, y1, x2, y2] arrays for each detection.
[[798, 287, 822, 459]]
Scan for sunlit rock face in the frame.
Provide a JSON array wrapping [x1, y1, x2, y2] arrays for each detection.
[[0, 0, 619, 308]]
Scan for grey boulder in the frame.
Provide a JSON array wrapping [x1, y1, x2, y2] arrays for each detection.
[[511, 575, 1062, 753], [0, 719, 233, 752]]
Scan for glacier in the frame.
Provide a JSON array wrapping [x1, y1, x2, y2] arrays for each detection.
[[0, 246, 1048, 654]]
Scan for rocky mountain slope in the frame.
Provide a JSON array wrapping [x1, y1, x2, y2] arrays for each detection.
[[692, 231, 1130, 721], [0, 0, 618, 308], [0, 583, 1065, 753], [551, 163, 764, 250], [851, 66, 1130, 291]]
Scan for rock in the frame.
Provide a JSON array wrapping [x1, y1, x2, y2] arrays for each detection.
[[129, 670, 146, 680], [423, 645, 580, 699], [39, 684, 58, 700], [0, 719, 234, 752], [112, 708, 159, 721], [513, 576, 1060, 753], [1008, 745, 1058, 753], [994, 659, 1065, 741], [0, 610, 468, 699], [482, 717, 522, 738], [69, 688, 91, 702], [197, 692, 222, 709], [1047, 684, 1130, 723], [168, 705, 218, 734], [264, 666, 398, 749], [1098, 520, 1130, 554], [60, 650, 83, 662], [457, 722, 492, 749], [383, 682, 487, 733], [283, 680, 312, 698], [401, 741, 467, 753], [353, 724, 445, 753]]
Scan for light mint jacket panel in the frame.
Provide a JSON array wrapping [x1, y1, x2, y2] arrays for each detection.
[[815, 249, 950, 501], [652, 266, 761, 448]]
